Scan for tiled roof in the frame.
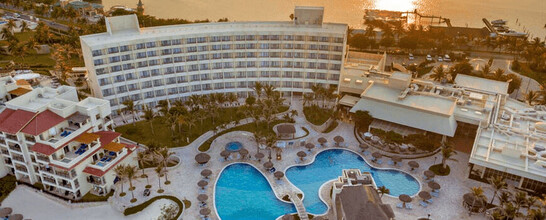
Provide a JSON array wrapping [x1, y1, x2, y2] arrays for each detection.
[[0, 109, 36, 134], [0, 109, 16, 122], [8, 87, 31, 96], [74, 132, 100, 144], [20, 110, 65, 136], [82, 148, 134, 177], [30, 143, 56, 156], [93, 131, 121, 147]]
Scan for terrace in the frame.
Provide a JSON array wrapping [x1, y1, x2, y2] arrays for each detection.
[[50, 133, 100, 167]]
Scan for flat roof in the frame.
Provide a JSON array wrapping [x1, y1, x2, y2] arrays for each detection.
[[455, 74, 509, 95]]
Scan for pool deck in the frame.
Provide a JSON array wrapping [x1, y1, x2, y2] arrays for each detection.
[[2, 100, 492, 220]]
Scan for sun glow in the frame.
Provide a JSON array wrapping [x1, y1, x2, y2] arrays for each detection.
[[374, 0, 417, 12]]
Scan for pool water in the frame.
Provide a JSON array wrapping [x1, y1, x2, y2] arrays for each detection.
[[226, 142, 243, 152], [285, 149, 420, 215], [215, 163, 296, 220]]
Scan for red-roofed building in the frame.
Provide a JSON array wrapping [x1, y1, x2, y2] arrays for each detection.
[[0, 109, 36, 134], [20, 110, 65, 136]]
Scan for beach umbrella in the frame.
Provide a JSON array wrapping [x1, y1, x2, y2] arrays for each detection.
[[282, 214, 294, 220], [334, 136, 344, 143], [220, 150, 230, 160], [197, 194, 208, 202], [274, 171, 284, 180], [428, 181, 441, 191], [359, 143, 369, 151], [263, 161, 273, 169], [200, 169, 212, 178], [255, 152, 264, 162], [8, 214, 22, 220], [305, 143, 315, 151], [200, 208, 211, 216], [297, 151, 307, 161], [419, 191, 432, 201], [195, 153, 211, 164], [399, 194, 412, 203], [197, 180, 208, 189], [372, 152, 382, 159], [239, 148, 249, 158], [391, 156, 402, 164], [318, 137, 327, 144], [408, 161, 420, 170], [463, 193, 485, 208], [0, 208, 12, 216], [424, 170, 435, 179]]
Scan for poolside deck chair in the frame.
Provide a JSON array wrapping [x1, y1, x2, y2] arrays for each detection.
[[426, 198, 433, 203], [396, 203, 404, 209], [387, 160, 395, 166], [406, 203, 413, 210], [419, 201, 428, 207], [363, 151, 370, 156], [431, 192, 439, 197], [376, 159, 383, 164]]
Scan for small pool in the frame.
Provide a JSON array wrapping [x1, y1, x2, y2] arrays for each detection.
[[285, 149, 420, 215], [225, 141, 243, 152], [215, 163, 296, 220]]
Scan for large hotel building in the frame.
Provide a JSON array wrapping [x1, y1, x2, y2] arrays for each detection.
[[80, 7, 347, 112]]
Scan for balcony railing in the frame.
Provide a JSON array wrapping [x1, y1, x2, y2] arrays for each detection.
[[12, 156, 24, 162], [37, 155, 50, 163], [43, 177, 56, 184], [15, 164, 28, 173], [1, 149, 9, 155], [8, 145, 21, 152], [5, 134, 17, 141], [87, 176, 105, 185]]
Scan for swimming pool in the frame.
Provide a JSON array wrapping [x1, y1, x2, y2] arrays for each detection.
[[215, 163, 296, 220], [225, 141, 243, 152], [285, 149, 420, 215]]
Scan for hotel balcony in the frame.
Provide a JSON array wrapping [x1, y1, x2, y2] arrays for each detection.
[[36, 154, 50, 163], [87, 176, 105, 186], [12, 155, 25, 163], [39, 165, 77, 180], [5, 134, 17, 142], [1, 148, 9, 155], [42, 176, 56, 185], [36, 119, 92, 150], [4, 158, 12, 165], [14, 164, 28, 173], [50, 133, 100, 169], [87, 143, 129, 171], [8, 144, 22, 152]]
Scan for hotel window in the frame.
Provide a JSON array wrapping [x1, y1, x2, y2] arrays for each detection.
[[166, 77, 177, 84], [333, 46, 343, 51], [221, 44, 231, 50], [319, 45, 329, 51], [283, 61, 293, 68], [318, 63, 328, 70], [187, 55, 198, 61], [125, 73, 136, 80], [260, 71, 269, 77], [192, 84, 201, 91], [198, 46, 208, 52], [198, 54, 208, 60], [213, 63, 223, 70], [212, 53, 221, 59], [236, 61, 245, 68], [236, 44, 246, 49], [107, 47, 119, 54], [93, 59, 104, 66], [102, 88, 114, 96], [165, 67, 175, 74], [173, 48, 182, 54], [144, 91, 154, 98], [149, 59, 159, 66], [283, 71, 293, 77], [110, 65, 122, 72], [109, 56, 121, 63], [247, 61, 256, 67], [141, 81, 152, 88], [92, 50, 102, 57], [246, 52, 256, 58], [283, 43, 293, 49], [329, 74, 340, 81], [246, 43, 255, 49], [317, 73, 326, 79], [294, 72, 302, 78], [307, 72, 316, 78], [319, 54, 328, 60], [210, 36, 221, 42], [187, 46, 197, 52], [146, 42, 156, 48], [307, 53, 317, 59], [128, 83, 138, 91], [200, 73, 210, 80], [294, 62, 304, 68], [175, 66, 185, 73], [235, 35, 245, 41], [245, 35, 255, 41], [174, 56, 184, 63], [123, 63, 134, 70], [139, 70, 150, 78], [179, 86, 189, 93], [259, 35, 269, 40], [283, 35, 294, 41], [161, 49, 172, 55], [224, 72, 234, 78], [331, 54, 342, 60], [330, 64, 341, 70], [172, 39, 182, 45], [294, 52, 304, 58], [213, 72, 223, 79], [270, 71, 279, 77], [161, 40, 171, 46], [120, 45, 131, 52], [236, 72, 245, 78], [307, 62, 317, 69], [211, 45, 221, 51], [177, 76, 187, 83], [136, 52, 147, 59], [259, 52, 269, 58], [214, 83, 224, 89], [237, 81, 247, 88], [320, 36, 329, 42], [260, 61, 270, 67], [294, 82, 302, 88], [221, 36, 232, 41], [271, 61, 280, 67], [121, 54, 132, 61], [247, 71, 257, 78], [131, 94, 141, 100], [222, 53, 232, 58], [309, 36, 319, 42], [223, 62, 233, 68], [197, 37, 207, 43], [191, 74, 200, 81], [153, 79, 164, 87], [163, 58, 173, 64], [117, 85, 127, 93], [136, 43, 146, 50], [99, 78, 111, 86], [186, 38, 196, 44], [189, 64, 198, 72], [199, 64, 209, 70], [335, 37, 344, 43], [168, 88, 178, 95], [260, 43, 269, 49], [203, 84, 212, 90], [295, 44, 304, 49], [151, 69, 160, 76], [283, 81, 292, 87], [295, 35, 305, 41], [308, 44, 318, 50], [236, 52, 245, 58], [225, 82, 234, 88]]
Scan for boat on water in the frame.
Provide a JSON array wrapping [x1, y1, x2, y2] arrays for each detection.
[[498, 30, 527, 37]]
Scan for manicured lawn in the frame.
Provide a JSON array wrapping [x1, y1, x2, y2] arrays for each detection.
[[303, 105, 333, 126], [123, 195, 184, 218], [515, 62, 546, 84], [198, 119, 290, 152], [322, 120, 339, 133], [116, 106, 288, 148], [0, 175, 17, 203], [0, 53, 55, 68]]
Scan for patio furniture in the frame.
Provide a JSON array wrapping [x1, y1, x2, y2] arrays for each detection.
[[424, 170, 435, 180], [198, 180, 208, 189], [197, 194, 208, 203], [305, 143, 315, 152], [109, 151, 116, 156], [195, 153, 211, 165], [419, 191, 432, 204], [0, 208, 12, 216], [334, 136, 344, 147], [431, 191, 439, 197], [408, 161, 420, 171], [201, 169, 212, 179], [274, 171, 284, 180], [239, 148, 249, 159], [406, 203, 413, 210], [318, 137, 327, 146], [396, 203, 404, 209], [428, 181, 441, 191], [297, 151, 307, 161], [399, 194, 412, 209], [391, 156, 402, 166], [263, 161, 273, 170], [143, 188, 150, 197], [255, 152, 264, 162], [200, 208, 211, 217], [419, 201, 428, 207]]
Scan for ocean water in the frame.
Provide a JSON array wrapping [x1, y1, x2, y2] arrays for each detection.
[[102, 0, 545, 38]]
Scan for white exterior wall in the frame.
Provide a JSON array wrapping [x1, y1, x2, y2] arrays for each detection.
[[81, 17, 347, 112]]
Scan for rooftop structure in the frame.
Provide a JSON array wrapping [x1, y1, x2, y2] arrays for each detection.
[[332, 169, 395, 220], [0, 86, 137, 200], [80, 7, 347, 112], [0, 76, 31, 103]]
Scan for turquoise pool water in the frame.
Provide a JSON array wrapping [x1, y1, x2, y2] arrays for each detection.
[[285, 149, 420, 215], [226, 141, 243, 152], [215, 163, 296, 220]]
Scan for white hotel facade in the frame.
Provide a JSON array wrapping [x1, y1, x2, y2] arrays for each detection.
[[80, 7, 348, 113]]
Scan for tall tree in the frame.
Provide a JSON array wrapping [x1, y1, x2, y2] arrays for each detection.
[[441, 143, 457, 169], [487, 175, 507, 206], [142, 104, 156, 134]]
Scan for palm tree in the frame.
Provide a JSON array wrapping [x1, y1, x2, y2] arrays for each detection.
[[125, 165, 138, 202], [227, 93, 238, 107], [441, 143, 457, 169], [470, 187, 487, 214], [142, 104, 156, 134], [113, 165, 127, 196], [303, 93, 313, 107], [154, 147, 174, 184], [377, 186, 390, 198], [481, 64, 492, 77], [431, 65, 446, 82], [137, 151, 150, 178], [525, 91, 540, 106], [154, 165, 164, 193], [19, 21, 28, 33], [514, 191, 528, 215], [540, 83, 546, 105], [528, 208, 546, 220], [253, 82, 263, 101], [122, 99, 137, 125], [488, 175, 507, 206], [6, 20, 16, 31], [492, 68, 505, 81], [1, 27, 14, 41]]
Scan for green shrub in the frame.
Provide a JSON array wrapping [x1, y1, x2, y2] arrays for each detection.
[[322, 121, 338, 133], [124, 195, 184, 217], [0, 175, 17, 203], [303, 105, 332, 126]]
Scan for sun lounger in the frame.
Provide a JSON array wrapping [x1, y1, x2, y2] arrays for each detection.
[[388, 160, 395, 166], [396, 203, 404, 209], [426, 198, 433, 203], [363, 151, 370, 156], [376, 159, 383, 164], [405, 203, 413, 210], [431, 192, 439, 197], [419, 201, 428, 207]]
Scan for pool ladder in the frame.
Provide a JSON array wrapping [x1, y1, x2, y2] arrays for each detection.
[[289, 193, 309, 220]]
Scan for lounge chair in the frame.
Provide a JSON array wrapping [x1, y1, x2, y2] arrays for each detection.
[[431, 192, 439, 197], [396, 203, 404, 209], [363, 151, 370, 156], [376, 159, 383, 164], [426, 198, 433, 203], [419, 201, 428, 207], [106, 157, 112, 162], [406, 203, 413, 210], [387, 160, 395, 166]]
